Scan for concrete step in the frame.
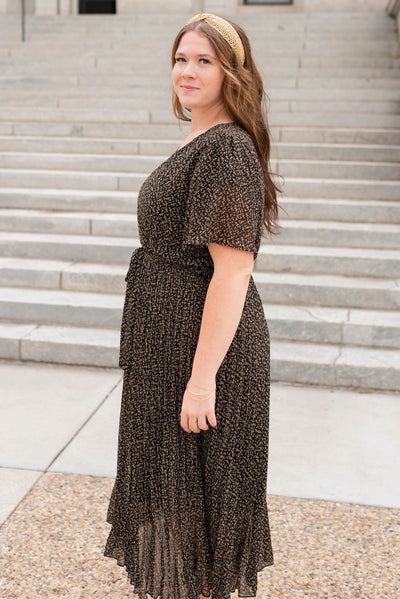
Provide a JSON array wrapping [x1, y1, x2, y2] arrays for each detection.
[[3, 75, 400, 92], [0, 209, 139, 238], [0, 244, 396, 289], [275, 220, 400, 249], [302, 13, 395, 25], [0, 151, 167, 173], [0, 188, 138, 213], [0, 238, 396, 288], [280, 198, 400, 224], [274, 143, 400, 162], [265, 304, 400, 349], [279, 127, 400, 145], [3, 70, 400, 87], [0, 107, 151, 124], [2, 121, 190, 141], [0, 169, 146, 191], [5, 42, 398, 60], [1, 236, 398, 278], [0, 170, 398, 198], [1, 132, 400, 159], [256, 245, 399, 278], [258, 112, 400, 128], [0, 107, 400, 130], [2, 24, 394, 38], [1, 210, 399, 249], [0, 257, 126, 292], [79, 55, 400, 69], [3, 64, 400, 79], [0, 254, 398, 312], [0, 136, 399, 163], [254, 272, 400, 310], [1, 92, 400, 113], [299, 76, 400, 88], [3, 33, 397, 48], [1, 152, 399, 181], [282, 177, 399, 200], [2, 53, 400, 72], [299, 56, 400, 69], [2, 122, 399, 145], [3, 66, 400, 82], [303, 41, 400, 55], [279, 159, 400, 180], [0, 287, 398, 350], [0, 287, 122, 328], [0, 189, 399, 225], [0, 321, 397, 392], [0, 135, 172, 155], [270, 341, 399, 392], [0, 322, 119, 369], [0, 231, 135, 264], [2, 78, 399, 97]]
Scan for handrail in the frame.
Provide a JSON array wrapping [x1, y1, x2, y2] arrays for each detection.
[[386, 0, 400, 17]]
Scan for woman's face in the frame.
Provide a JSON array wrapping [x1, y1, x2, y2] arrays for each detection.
[[172, 30, 225, 112]]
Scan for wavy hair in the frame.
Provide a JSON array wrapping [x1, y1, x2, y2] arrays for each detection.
[[170, 15, 283, 237]]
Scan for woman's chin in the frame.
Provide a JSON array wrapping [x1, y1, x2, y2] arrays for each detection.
[[179, 97, 194, 107]]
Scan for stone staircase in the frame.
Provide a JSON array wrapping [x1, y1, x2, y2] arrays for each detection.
[[0, 11, 399, 391]]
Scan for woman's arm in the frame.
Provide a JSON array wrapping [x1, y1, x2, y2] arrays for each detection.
[[180, 243, 255, 434], [191, 242, 254, 384]]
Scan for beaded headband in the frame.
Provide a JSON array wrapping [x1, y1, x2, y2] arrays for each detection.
[[182, 13, 245, 67]]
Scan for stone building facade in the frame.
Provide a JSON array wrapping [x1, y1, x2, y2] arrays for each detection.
[[0, 0, 390, 16]]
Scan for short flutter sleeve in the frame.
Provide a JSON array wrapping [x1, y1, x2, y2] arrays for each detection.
[[183, 132, 264, 259]]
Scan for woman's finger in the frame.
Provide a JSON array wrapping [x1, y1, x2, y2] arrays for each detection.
[[197, 415, 209, 431], [180, 411, 190, 433], [207, 410, 217, 428], [189, 417, 201, 433]]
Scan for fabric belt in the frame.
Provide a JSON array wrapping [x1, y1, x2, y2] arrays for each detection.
[[119, 246, 210, 369]]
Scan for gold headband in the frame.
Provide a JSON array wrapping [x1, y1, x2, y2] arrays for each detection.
[[182, 13, 245, 67]]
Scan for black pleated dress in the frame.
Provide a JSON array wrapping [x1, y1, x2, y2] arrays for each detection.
[[104, 122, 274, 599]]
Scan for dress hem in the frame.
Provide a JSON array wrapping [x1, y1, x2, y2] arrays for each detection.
[[104, 520, 274, 599]]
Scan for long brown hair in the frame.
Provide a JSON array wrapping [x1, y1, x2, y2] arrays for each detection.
[[170, 15, 283, 237]]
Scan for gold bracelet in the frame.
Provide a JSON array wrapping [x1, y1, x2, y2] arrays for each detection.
[[186, 387, 212, 396], [186, 389, 214, 402], [189, 378, 216, 392], [186, 385, 215, 397]]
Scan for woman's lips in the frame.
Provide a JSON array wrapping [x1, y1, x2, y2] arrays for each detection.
[[181, 85, 198, 91]]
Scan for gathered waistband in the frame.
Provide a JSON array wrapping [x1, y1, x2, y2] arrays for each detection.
[[119, 246, 209, 370], [125, 246, 211, 279]]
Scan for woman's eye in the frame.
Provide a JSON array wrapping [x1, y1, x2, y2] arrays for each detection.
[[174, 57, 210, 64]]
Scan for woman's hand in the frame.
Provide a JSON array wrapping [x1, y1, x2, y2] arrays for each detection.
[[180, 384, 217, 433]]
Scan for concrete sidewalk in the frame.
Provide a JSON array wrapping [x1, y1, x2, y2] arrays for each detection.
[[1, 360, 399, 598], [1, 360, 399, 518]]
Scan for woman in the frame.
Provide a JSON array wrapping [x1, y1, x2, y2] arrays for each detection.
[[104, 12, 281, 599]]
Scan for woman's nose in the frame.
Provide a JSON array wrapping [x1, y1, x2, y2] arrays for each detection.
[[182, 60, 196, 76]]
